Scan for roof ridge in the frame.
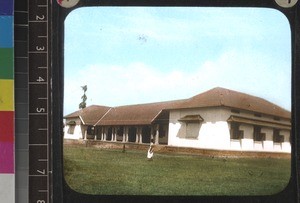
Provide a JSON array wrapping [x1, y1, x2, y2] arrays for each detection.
[[94, 107, 113, 126], [65, 87, 290, 122], [113, 98, 187, 108]]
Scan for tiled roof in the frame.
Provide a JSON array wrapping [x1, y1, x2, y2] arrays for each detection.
[[174, 87, 290, 119], [64, 87, 291, 126], [64, 105, 111, 125], [96, 100, 185, 126]]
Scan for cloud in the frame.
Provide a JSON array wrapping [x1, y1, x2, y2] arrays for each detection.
[[64, 49, 291, 115], [66, 7, 285, 50], [191, 49, 291, 110], [64, 7, 291, 115]]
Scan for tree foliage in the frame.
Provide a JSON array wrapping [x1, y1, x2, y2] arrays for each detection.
[[79, 85, 87, 109]]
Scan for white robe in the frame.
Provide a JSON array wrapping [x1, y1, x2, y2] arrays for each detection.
[[147, 148, 153, 159]]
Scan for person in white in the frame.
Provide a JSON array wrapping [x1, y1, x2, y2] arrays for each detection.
[[147, 139, 154, 160]]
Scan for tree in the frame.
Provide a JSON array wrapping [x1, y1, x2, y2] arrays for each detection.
[[79, 85, 87, 109]]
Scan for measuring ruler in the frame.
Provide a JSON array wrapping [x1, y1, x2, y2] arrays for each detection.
[[28, 0, 52, 202]]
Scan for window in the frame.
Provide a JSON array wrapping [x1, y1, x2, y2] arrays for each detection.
[[186, 123, 200, 139], [230, 122, 243, 139], [159, 126, 166, 138], [87, 126, 95, 135], [253, 126, 265, 141], [67, 125, 75, 134], [178, 115, 203, 139], [273, 129, 284, 143]]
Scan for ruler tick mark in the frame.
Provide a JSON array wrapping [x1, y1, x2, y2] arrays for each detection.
[[29, 113, 48, 115], [29, 175, 47, 177], [38, 128, 47, 131], [29, 82, 47, 84], [38, 159, 48, 162], [28, 51, 48, 54], [15, 24, 29, 27], [15, 10, 28, 13], [29, 144, 47, 146], [29, 20, 47, 23]]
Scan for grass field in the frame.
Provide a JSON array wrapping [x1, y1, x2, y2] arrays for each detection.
[[64, 145, 291, 196]]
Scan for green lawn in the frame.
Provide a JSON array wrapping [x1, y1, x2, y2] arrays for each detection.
[[64, 145, 291, 196]]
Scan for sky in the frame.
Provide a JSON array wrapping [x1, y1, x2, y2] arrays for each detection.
[[64, 7, 291, 116]]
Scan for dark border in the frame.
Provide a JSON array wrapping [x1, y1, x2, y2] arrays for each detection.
[[51, 0, 300, 202]]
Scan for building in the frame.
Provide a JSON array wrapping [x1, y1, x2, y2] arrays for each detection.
[[64, 87, 291, 153]]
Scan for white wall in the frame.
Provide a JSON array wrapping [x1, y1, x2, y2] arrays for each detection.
[[168, 107, 231, 150], [262, 127, 273, 151], [239, 124, 254, 150], [281, 130, 291, 152], [64, 118, 84, 139], [168, 107, 291, 153]]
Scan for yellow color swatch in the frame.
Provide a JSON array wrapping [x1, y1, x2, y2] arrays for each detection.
[[0, 79, 14, 111]]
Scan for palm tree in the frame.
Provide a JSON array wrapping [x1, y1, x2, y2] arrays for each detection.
[[79, 85, 87, 109]]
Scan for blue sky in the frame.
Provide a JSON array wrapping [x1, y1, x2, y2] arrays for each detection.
[[64, 7, 291, 115]]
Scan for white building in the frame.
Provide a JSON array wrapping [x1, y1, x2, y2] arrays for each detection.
[[64, 87, 291, 153], [64, 105, 111, 140]]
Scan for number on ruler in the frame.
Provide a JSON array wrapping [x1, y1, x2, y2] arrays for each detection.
[[37, 169, 46, 175], [36, 108, 45, 113], [37, 200, 45, 203], [37, 77, 45, 82], [36, 46, 45, 51], [36, 15, 45, 21]]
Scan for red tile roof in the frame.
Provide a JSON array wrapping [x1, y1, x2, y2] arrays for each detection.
[[64, 87, 291, 126], [175, 87, 290, 119], [96, 100, 185, 126], [64, 105, 111, 125]]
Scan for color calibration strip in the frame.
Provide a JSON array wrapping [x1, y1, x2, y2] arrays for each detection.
[[0, 0, 15, 202]]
